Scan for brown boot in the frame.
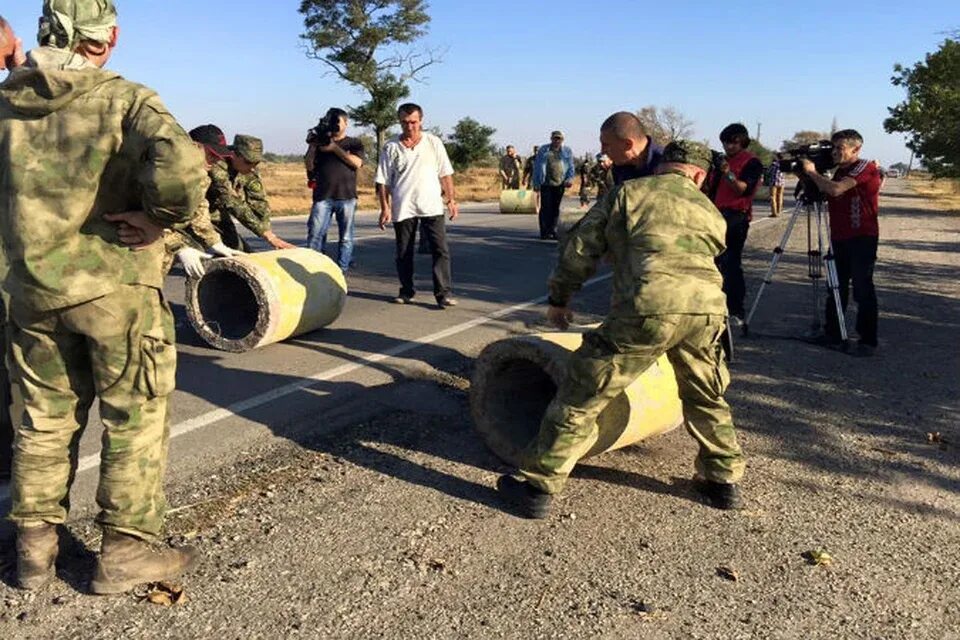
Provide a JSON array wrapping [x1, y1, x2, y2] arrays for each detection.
[[90, 529, 197, 595], [16, 523, 58, 590]]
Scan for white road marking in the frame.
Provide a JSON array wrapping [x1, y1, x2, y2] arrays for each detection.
[[0, 272, 613, 504]]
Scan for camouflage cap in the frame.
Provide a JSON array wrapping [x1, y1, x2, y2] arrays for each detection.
[[233, 135, 263, 164], [38, 0, 118, 50], [662, 140, 713, 171]]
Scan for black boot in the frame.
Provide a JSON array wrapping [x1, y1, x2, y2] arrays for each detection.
[[694, 479, 742, 510], [496, 475, 552, 519]]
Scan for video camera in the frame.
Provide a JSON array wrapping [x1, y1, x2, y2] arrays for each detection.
[[306, 108, 342, 147], [778, 141, 835, 174], [710, 150, 726, 171]]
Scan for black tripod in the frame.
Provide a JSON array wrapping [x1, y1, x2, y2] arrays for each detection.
[[742, 182, 848, 344]]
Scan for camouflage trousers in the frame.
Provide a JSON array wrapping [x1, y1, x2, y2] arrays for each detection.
[[521, 314, 744, 494], [7, 285, 177, 540]]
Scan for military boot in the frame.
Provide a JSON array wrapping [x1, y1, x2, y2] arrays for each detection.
[[497, 475, 553, 519], [16, 523, 58, 590], [90, 530, 197, 595]]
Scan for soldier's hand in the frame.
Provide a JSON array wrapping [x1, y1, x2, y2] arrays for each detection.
[[176, 247, 211, 279], [210, 242, 243, 257], [546, 305, 573, 330], [104, 211, 163, 250], [263, 231, 295, 250]]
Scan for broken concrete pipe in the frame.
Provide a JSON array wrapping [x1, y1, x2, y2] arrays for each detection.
[[185, 248, 347, 353], [499, 188, 537, 214], [470, 331, 684, 467]]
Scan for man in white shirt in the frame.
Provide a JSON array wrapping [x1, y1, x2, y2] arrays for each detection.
[[376, 103, 460, 308]]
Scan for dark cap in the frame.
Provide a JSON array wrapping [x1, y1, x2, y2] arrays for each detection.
[[662, 140, 712, 171], [189, 124, 233, 158], [550, 130, 564, 139]]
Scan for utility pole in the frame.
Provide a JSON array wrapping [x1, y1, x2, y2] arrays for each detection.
[[755, 122, 762, 143]]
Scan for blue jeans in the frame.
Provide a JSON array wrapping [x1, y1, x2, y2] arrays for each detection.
[[307, 198, 357, 272]]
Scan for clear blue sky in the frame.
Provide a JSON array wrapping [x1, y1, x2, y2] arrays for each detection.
[[3, 1, 957, 165]]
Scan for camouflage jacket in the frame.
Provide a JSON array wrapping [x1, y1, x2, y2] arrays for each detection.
[[206, 159, 271, 237], [0, 47, 205, 311], [589, 164, 614, 198], [549, 172, 727, 317], [162, 174, 222, 258]]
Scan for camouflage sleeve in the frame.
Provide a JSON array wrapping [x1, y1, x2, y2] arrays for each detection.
[[126, 90, 206, 230], [547, 189, 615, 305], [238, 173, 272, 235], [186, 189, 222, 248], [207, 165, 269, 237]]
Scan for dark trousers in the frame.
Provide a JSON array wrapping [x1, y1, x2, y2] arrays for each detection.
[[826, 235, 879, 346], [538, 185, 565, 238], [716, 209, 750, 317], [213, 215, 252, 253], [394, 216, 452, 300]]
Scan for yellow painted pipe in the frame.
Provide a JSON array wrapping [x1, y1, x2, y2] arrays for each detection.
[[499, 188, 537, 214], [185, 248, 347, 353], [470, 329, 683, 467]]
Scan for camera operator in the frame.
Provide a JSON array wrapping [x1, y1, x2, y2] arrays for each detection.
[[305, 108, 365, 273], [799, 129, 882, 356], [706, 123, 764, 323]]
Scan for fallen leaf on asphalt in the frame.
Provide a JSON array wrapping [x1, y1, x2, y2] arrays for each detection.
[[142, 581, 187, 607], [716, 566, 739, 581], [803, 549, 834, 567]]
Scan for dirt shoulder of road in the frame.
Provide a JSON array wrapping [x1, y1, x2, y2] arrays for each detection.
[[1, 179, 958, 639]]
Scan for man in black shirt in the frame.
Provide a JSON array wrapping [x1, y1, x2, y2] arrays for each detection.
[[305, 108, 366, 272]]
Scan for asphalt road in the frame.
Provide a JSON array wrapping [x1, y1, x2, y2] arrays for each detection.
[[1, 195, 777, 517]]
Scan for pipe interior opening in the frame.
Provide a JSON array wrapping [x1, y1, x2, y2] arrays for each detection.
[[196, 270, 260, 341], [485, 357, 556, 448]]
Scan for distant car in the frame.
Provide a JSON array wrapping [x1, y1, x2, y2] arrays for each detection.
[[885, 169, 901, 178]]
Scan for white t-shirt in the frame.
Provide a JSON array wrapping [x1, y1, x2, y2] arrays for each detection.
[[375, 132, 454, 222]]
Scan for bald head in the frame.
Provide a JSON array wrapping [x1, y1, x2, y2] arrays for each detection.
[[599, 111, 651, 166], [600, 112, 647, 143]]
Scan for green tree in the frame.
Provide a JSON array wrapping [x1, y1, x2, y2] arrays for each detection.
[[781, 130, 829, 151], [747, 140, 774, 166], [299, 0, 439, 156], [445, 117, 496, 171], [884, 39, 960, 178]]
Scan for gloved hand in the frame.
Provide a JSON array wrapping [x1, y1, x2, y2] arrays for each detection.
[[176, 247, 211, 278], [209, 242, 243, 257]]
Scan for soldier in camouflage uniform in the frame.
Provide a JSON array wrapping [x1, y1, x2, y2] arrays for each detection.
[[0, 0, 205, 593], [589, 153, 614, 202], [497, 139, 745, 518], [160, 172, 242, 278], [0, 15, 24, 482], [189, 126, 295, 253], [578, 156, 593, 207], [522, 145, 539, 189]]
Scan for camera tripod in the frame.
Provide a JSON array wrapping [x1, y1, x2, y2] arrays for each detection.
[[742, 186, 848, 344]]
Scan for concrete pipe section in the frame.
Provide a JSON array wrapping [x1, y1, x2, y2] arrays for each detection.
[[186, 248, 347, 353], [498, 189, 537, 214], [470, 330, 684, 467]]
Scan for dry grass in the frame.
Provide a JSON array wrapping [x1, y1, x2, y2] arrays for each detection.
[[907, 175, 960, 211], [259, 162, 507, 216]]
